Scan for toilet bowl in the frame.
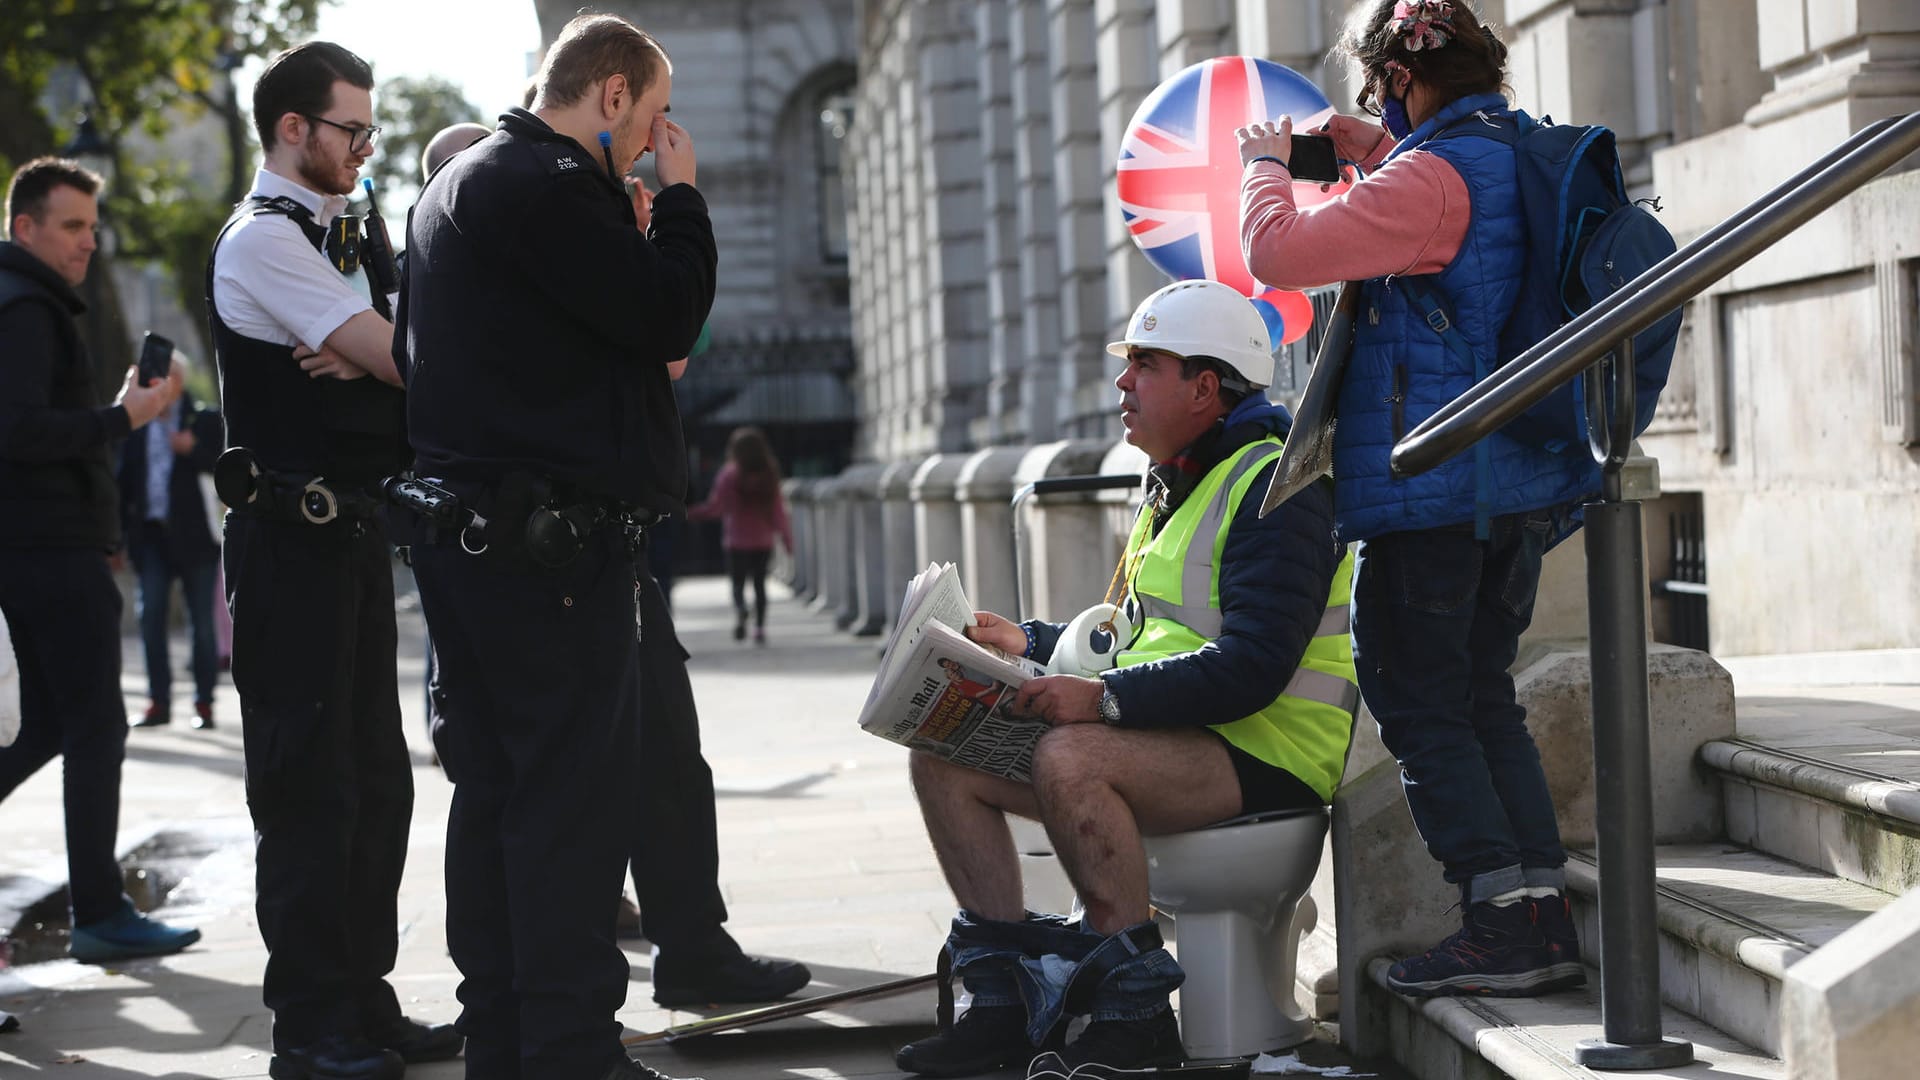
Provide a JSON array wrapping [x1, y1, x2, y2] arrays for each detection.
[[1144, 808, 1328, 1058], [1010, 808, 1329, 1059]]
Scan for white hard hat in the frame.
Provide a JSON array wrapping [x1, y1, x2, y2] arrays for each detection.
[[1105, 279, 1275, 389]]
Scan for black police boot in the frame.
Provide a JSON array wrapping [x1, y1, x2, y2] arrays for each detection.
[[365, 1014, 464, 1063], [652, 949, 812, 1006], [896, 1003, 1035, 1077], [267, 1035, 404, 1080], [601, 1055, 705, 1080], [1055, 1007, 1185, 1072]]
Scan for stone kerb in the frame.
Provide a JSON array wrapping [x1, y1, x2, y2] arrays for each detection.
[[911, 454, 971, 570], [1010, 439, 1119, 622], [878, 457, 929, 638], [1334, 642, 1736, 1056], [843, 462, 893, 637], [954, 447, 1031, 619], [1782, 885, 1920, 1080]]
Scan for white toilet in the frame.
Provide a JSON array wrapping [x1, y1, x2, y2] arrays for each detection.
[[1010, 808, 1330, 1059]]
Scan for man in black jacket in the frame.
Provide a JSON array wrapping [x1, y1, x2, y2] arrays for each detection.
[[399, 13, 717, 1080], [119, 376, 223, 730], [0, 156, 200, 964]]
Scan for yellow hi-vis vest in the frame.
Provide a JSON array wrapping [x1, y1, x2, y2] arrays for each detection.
[[1115, 437, 1357, 803]]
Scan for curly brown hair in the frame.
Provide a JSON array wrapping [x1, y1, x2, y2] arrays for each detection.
[[1336, 0, 1510, 117]]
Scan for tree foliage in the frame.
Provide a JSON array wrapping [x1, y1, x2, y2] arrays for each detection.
[[0, 0, 332, 365], [366, 75, 482, 207]]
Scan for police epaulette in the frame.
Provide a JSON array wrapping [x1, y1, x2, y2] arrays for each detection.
[[246, 195, 312, 220], [537, 141, 593, 178]]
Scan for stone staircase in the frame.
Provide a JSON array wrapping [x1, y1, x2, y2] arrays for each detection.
[[1351, 676, 1920, 1080]]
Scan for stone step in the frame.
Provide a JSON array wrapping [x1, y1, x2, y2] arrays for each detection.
[[1360, 955, 1783, 1080], [1564, 843, 1893, 1056], [1699, 738, 1920, 893]]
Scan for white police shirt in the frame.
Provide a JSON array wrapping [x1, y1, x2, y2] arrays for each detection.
[[210, 169, 373, 350]]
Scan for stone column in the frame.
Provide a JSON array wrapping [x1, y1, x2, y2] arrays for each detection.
[[1046, 0, 1114, 438], [1011, 439, 1125, 621], [920, 0, 990, 452], [1012, 0, 1064, 443], [879, 457, 930, 637], [912, 454, 972, 569], [1098, 0, 1165, 366], [976, 0, 1028, 447], [955, 447, 1031, 617]]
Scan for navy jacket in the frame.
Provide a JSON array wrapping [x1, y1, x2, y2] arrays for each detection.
[[117, 391, 222, 560], [1026, 397, 1341, 728], [0, 241, 128, 550], [400, 109, 718, 510]]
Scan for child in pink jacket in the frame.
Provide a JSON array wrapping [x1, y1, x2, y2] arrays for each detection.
[[688, 427, 793, 643]]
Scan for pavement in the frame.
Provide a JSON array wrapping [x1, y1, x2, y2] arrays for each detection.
[[14, 571, 1904, 1078]]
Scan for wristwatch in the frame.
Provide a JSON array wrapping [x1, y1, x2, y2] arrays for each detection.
[[1098, 687, 1123, 725]]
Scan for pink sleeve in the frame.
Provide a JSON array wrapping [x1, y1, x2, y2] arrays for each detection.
[[687, 465, 733, 522], [1240, 150, 1472, 291]]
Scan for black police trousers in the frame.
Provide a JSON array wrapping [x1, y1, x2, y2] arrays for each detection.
[[224, 514, 413, 1050], [414, 531, 639, 1079], [0, 549, 130, 927], [628, 553, 730, 960]]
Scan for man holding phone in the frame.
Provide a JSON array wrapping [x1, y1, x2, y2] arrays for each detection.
[[0, 156, 200, 965]]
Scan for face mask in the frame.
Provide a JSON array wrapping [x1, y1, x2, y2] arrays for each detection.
[[1382, 94, 1412, 141]]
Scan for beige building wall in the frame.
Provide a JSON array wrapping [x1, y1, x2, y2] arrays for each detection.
[[853, 0, 1920, 655]]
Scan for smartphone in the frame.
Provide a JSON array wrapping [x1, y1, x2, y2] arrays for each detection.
[[137, 332, 174, 387], [1288, 133, 1341, 184]]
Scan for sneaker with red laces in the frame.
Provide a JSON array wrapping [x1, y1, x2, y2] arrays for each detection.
[[1386, 896, 1585, 998]]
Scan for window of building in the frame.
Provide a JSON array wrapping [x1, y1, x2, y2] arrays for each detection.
[[817, 88, 854, 262]]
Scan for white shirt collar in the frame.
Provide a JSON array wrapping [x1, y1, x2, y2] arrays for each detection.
[[250, 168, 349, 226]]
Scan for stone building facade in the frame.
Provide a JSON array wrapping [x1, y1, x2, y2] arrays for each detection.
[[841, 0, 1920, 658], [531, 0, 863, 485]]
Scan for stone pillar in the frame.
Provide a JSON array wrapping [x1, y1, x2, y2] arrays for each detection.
[[1046, 0, 1114, 437], [1011, 0, 1063, 443], [976, 0, 1028, 447], [912, 453, 972, 570], [1157, 0, 1235, 78], [955, 447, 1031, 617], [1011, 439, 1126, 621], [784, 478, 816, 597], [1096, 0, 1163, 359], [812, 474, 850, 620], [1236, 0, 1336, 90]]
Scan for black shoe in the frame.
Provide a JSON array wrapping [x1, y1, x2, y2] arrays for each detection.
[[268, 1035, 404, 1080], [896, 1004, 1033, 1078], [191, 701, 216, 730], [365, 1014, 464, 1063], [1056, 1008, 1185, 1071], [132, 702, 170, 727], [653, 950, 812, 1006], [616, 895, 645, 940], [602, 1055, 704, 1080]]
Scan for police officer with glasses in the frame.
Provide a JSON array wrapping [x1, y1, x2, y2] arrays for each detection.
[[206, 40, 459, 1080]]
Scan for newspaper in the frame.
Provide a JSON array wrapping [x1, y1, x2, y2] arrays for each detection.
[[857, 563, 1050, 781]]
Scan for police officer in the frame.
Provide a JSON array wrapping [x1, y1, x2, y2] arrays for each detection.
[[398, 13, 717, 1080], [207, 41, 459, 1080]]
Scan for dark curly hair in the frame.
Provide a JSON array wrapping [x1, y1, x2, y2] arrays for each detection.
[[1336, 0, 1510, 117]]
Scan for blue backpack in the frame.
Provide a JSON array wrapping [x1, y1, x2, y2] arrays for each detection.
[[1410, 111, 1682, 454]]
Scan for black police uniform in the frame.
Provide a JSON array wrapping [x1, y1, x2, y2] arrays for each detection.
[[206, 198, 416, 1052], [398, 108, 716, 1078]]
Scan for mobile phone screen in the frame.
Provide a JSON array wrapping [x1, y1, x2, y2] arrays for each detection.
[[1288, 133, 1341, 184], [138, 332, 174, 386]]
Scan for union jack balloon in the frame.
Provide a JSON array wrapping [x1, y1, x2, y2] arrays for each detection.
[[1118, 57, 1350, 346]]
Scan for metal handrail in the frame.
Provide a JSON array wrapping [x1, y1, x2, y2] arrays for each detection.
[[1391, 110, 1920, 478]]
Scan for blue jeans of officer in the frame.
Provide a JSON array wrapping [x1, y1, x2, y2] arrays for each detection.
[[1351, 509, 1567, 905]]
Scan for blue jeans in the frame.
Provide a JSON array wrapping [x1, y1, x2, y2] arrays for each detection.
[[131, 523, 219, 706], [1352, 510, 1567, 904]]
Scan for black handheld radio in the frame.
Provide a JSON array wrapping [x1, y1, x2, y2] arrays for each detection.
[[359, 177, 400, 320]]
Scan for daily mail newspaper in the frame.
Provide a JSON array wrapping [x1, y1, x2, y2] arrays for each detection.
[[857, 563, 1050, 781]]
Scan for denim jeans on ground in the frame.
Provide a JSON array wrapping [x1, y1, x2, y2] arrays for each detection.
[[131, 528, 219, 706], [946, 911, 1184, 1044], [1351, 510, 1568, 904]]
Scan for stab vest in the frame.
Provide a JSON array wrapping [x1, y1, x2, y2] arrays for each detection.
[[206, 196, 407, 486], [1115, 438, 1358, 802]]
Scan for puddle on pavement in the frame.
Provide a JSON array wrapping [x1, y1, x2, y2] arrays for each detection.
[[2, 831, 213, 967]]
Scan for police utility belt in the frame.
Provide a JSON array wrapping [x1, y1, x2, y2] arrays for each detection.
[[215, 446, 385, 525], [383, 471, 661, 569]]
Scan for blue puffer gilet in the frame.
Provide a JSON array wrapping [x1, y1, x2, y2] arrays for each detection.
[[1333, 93, 1599, 543]]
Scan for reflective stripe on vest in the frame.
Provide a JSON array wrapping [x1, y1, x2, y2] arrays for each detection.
[[1116, 437, 1358, 802]]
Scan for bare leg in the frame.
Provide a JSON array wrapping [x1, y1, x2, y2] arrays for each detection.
[[909, 750, 1042, 922], [1030, 726, 1242, 935]]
